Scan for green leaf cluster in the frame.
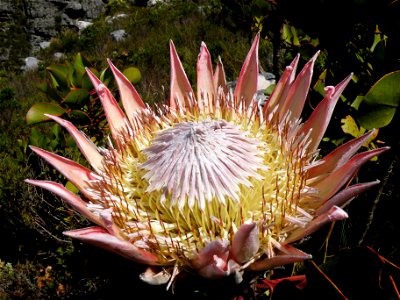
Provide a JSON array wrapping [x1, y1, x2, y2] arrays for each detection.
[[25, 53, 142, 150]]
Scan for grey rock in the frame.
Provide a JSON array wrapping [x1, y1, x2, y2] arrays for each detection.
[[53, 52, 65, 60], [22, 56, 40, 71], [147, 0, 170, 7], [226, 71, 276, 113], [39, 41, 51, 49], [106, 13, 129, 24], [110, 29, 127, 42], [1, 0, 106, 56], [75, 20, 93, 32]]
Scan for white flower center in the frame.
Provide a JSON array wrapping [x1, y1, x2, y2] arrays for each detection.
[[141, 119, 264, 210]]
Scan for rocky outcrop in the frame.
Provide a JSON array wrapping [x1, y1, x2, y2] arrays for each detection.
[[0, 0, 106, 65], [0, 0, 173, 70], [25, 0, 106, 53]]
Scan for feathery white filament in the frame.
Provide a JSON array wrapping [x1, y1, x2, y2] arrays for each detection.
[[141, 119, 264, 209]]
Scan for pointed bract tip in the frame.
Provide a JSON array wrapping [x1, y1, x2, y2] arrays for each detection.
[[329, 206, 349, 220], [24, 178, 35, 185], [29, 145, 40, 152], [323, 85, 335, 96], [44, 113, 64, 124], [308, 51, 320, 65], [107, 58, 116, 70], [86, 67, 101, 86]]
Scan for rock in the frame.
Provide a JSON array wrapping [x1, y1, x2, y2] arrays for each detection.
[[65, 2, 84, 19], [0, 0, 107, 70], [39, 41, 51, 50], [75, 20, 93, 32], [226, 71, 276, 111], [22, 57, 40, 71], [53, 52, 65, 60], [147, 0, 170, 6], [110, 29, 127, 42], [7, 0, 106, 54], [106, 13, 129, 24], [257, 71, 276, 91]]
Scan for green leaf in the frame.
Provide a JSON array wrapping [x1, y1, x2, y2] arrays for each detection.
[[81, 72, 94, 90], [49, 124, 63, 150], [47, 65, 69, 90], [65, 181, 79, 193], [358, 106, 397, 129], [313, 69, 327, 97], [281, 23, 292, 44], [290, 26, 300, 46], [73, 53, 86, 74], [71, 53, 92, 87], [358, 71, 400, 129], [265, 84, 275, 95], [370, 25, 387, 53], [68, 110, 91, 124], [29, 127, 48, 148], [70, 67, 84, 88], [123, 67, 142, 84], [341, 115, 361, 138], [40, 79, 64, 102], [341, 115, 378, 155], [66, 135, 77, 148], [351, 95, 364, 110], [100, 67, 113, 86], [364, 71, 400, 107], [26, 103, 66, 125], [63, 88, 90, 105], [51, 123, 61, 138], [36, 81, 48, 94]]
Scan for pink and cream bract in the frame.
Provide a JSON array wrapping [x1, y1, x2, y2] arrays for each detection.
[[26, 34, 389, 287]]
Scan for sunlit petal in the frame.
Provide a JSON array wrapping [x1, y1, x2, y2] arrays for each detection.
[[86, 67, 128, 142], [29, 146, 97, 199], [44, 114, 103, 171], [233, 33, 259, 106], [285, 206, 348, 244], [64, 227, 160, 265], [107, 58, 146, 124], [197, 42, 215, 113], [279, 51, 319, 121], [25, 179, 103, 226], [299, 73, 353, 153], [315, 180, 380, 216], [169, 40, 194, 109], [307, 129, 379, 181]]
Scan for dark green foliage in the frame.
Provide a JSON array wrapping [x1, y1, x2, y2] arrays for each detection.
[[26, 53, 108, 150]]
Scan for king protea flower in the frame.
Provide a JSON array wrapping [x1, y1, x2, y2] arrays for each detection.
[[26, 33, 389, 287]]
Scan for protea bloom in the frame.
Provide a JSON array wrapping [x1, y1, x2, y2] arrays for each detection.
[[26, 34, 389, 287]]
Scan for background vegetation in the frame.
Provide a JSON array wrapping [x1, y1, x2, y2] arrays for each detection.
[[1, 0, 399, 299]]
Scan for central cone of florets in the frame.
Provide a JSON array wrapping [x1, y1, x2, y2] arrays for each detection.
[[141, 119, 264, 209]]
